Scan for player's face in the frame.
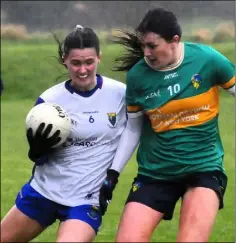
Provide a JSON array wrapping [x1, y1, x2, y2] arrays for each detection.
[[139, 32, 180, 70], [64, 48, 101, 91]]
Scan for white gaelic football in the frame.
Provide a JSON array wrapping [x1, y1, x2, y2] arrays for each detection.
[[26, 103, 72, 148]]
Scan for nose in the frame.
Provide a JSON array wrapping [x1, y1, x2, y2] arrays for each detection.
[[78, 65, 87, 74], [143, 47, 151, 57]]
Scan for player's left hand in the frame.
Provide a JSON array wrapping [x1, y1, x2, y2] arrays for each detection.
[[99, 169, 119, 215]]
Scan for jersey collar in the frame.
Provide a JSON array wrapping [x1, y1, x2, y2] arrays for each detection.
[[65, 74, 103, 97]]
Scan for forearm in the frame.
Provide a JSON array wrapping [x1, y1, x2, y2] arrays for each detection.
[[110, 114, 143, 173]]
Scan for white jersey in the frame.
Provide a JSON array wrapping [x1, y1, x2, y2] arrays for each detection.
[[30, 75, 127, 206]]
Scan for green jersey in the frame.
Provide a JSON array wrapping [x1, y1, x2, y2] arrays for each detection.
[[126, 42, 235, 180]]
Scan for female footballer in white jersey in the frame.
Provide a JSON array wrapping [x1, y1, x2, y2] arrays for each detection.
[[1, 25, 128, 242]]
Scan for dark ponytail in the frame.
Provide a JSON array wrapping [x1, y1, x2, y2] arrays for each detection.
[[112, 29, 144, 72], [51, 30, 64, 66]]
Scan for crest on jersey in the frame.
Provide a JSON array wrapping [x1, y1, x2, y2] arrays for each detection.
[[191, 74, 202, 89], [107, 112, 117, 127], [132, 181, 142, 192]]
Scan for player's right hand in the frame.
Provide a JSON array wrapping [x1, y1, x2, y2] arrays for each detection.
[[26, 122, 61, 163]]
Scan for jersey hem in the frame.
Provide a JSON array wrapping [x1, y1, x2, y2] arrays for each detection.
[[137, 166, 226, 181], [30, 180, 100, 207]]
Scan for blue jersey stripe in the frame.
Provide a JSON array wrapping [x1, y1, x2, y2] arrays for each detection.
[[34, 97, 45, 106]]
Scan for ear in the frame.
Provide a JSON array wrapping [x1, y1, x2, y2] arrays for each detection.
[[98, 52, 102, 63], [62, 54, 65, 63], [172, 35, 180, 43], [62, 54, 68, 69]]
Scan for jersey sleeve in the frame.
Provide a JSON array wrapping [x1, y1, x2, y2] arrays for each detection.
[[33, 87, 53, 107], [126, 72, 144, 118], [110, 113, 143, 173], [34, 97, 45, 106], [212, 47, 235, 90]]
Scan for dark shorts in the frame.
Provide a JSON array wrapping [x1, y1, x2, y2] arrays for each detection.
[[125, 170, 227, 220], [15, 182, 102, 233]]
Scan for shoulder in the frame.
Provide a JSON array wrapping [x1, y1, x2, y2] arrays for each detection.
[[185, 42, 230, 64], [184, 42, 214, 56], [101, 76, 126, 104], [126, 58, 148, 89], [128, 58, 146, 78], [126, 58, 149, 85], [101, 75, 126, 93], [39, 80, 68, 102]]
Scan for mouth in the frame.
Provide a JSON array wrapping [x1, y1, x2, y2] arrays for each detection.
[[146, 58, 157, 64], [77, 74, 88, 79]]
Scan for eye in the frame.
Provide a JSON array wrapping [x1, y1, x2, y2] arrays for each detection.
[[71, 60, 81, 66], [147, 44, 157, 49], [86, 59, 95, 65]]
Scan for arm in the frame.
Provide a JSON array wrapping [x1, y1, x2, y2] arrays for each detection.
[[211, 47, 235, 97], [110, 71, 144, 173], [99, 72, 144, 215], [110, 113, 143, 173], [98, 113, 143, 215]]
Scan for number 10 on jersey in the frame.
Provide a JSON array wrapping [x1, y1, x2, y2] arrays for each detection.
[[167, 84, 180, 96]]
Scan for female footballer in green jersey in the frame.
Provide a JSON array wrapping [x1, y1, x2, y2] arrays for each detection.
[[99, 7, 235, 242]]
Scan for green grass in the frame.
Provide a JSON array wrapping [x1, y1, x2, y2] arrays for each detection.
[[180, 16, 233, 35], [1, 40, 235, 242]]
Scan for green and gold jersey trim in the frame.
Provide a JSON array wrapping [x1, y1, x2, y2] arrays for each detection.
[[146, 86, 219, 132], [221, 76, 235, 89], [127, 105, 142, 113]]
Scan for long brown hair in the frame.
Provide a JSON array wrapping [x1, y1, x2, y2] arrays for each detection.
[[112, 29, 144, 72]]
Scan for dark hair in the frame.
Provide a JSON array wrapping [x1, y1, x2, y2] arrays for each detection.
[[113, 8, 182, 72], [52, 26, 100, 67], [112, 30, 143, 72], [136, 8, 182, 41]]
